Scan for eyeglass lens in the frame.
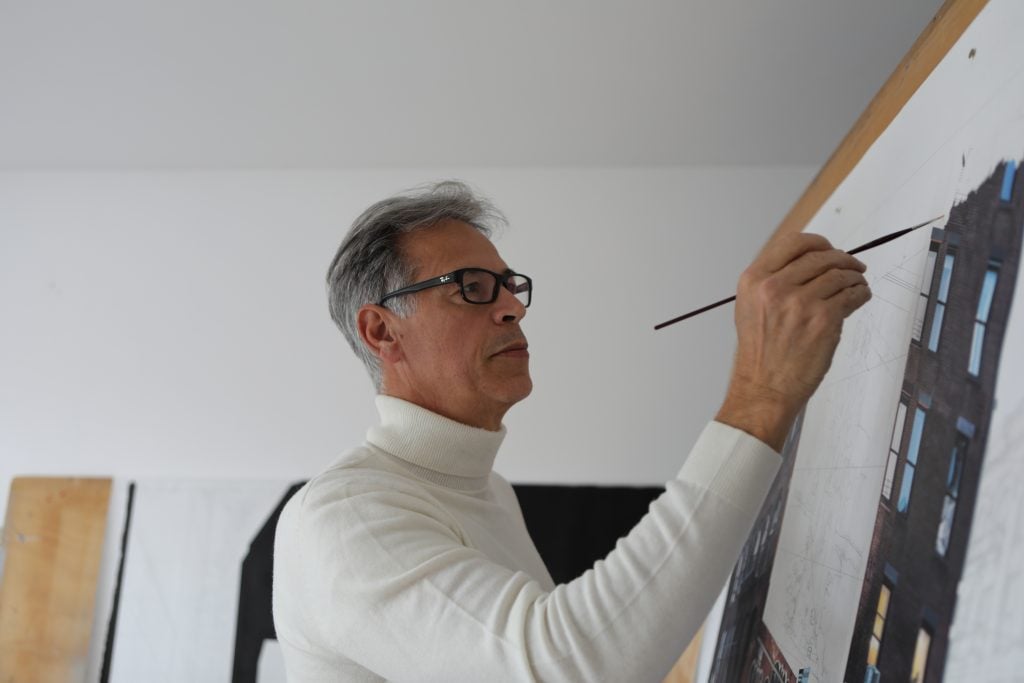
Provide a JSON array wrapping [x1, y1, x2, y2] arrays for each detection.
[[462, 269, 531, 306]]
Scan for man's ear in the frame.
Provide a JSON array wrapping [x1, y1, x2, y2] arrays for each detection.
[[357, 304, 403, 363]]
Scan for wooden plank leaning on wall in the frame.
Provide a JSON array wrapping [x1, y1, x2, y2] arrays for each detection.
[[663, 0, 988, 680], [0, 478, 112, 683]]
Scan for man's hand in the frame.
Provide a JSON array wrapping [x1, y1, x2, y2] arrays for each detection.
[[716, 232, 872, 451]]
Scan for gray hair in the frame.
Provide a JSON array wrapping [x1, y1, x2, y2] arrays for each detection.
[[326, 180, 507, 389]]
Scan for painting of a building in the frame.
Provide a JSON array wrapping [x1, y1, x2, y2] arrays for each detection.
[[844, 159, 1022, 683], [707, 158, 1022, 683]]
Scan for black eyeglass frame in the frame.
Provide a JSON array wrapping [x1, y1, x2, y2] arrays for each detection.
[[378, 267, 532, 308]]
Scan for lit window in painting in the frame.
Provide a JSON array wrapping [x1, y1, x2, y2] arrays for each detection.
[[910, 627, 932, 683], [897, 406, 926, 513], [927, 252, 955, 352], [912, 246, 939, 341], [1001, 159, 1018, 202], [867, 583, 892, 667], [882, 401, 908, 500], [968, 263, 1000, 376]]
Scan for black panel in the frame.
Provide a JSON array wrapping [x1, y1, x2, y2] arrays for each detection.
[[512, 484, 663, 584], [231, 482, 305, 683]]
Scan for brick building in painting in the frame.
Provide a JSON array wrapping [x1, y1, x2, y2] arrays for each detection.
[[845, 159, 1022, 683]]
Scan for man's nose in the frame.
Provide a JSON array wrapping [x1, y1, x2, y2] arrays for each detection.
[[492, 286, 527, 324]]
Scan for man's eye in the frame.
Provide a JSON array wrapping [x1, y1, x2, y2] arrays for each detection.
[[464, 282, 481, 294]]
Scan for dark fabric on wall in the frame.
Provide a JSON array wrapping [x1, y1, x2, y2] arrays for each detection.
[[232, 482, 305, 683], [511, 484, 664, 585]]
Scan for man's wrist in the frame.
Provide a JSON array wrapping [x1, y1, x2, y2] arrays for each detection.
[[715, 386, 801, 452]]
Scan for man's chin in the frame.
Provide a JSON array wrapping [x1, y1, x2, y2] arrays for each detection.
[[494, 375, 533, 406], [514, 379, 534, 403]]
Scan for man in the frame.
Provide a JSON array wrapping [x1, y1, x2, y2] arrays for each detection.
[[273, 181, 870, 681]]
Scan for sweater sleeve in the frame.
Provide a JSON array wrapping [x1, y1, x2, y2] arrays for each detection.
[[292, 421, 780, 682]]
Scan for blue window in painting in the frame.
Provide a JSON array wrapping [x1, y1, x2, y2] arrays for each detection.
[[897, 404, 927, 513], [968, 262, 1000, 376], [1001, 159, 1018, 202]]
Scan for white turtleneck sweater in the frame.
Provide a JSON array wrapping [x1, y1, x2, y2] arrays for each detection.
[[272, 396, 780, 682]]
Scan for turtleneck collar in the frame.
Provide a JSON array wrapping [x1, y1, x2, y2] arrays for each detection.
[[366, 395, 506, 480]]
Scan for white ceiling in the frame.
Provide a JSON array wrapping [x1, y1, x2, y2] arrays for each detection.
[[0, 0, 945, 169]]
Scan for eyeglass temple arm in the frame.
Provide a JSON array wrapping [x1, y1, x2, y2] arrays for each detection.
[[378, 275, 450, 305]]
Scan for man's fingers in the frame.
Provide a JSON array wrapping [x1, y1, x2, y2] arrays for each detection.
[[828, 282, 873, 316], [756, 232, 835, 274], [781, 248, 867, 287], [807, 268, 869, 300]]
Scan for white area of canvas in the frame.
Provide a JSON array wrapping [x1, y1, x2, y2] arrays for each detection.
[[758, 1, 1024, 681], [0, 165, 814, 520]]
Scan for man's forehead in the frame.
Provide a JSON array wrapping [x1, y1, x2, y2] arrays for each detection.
[[404, 220, 510, 275]]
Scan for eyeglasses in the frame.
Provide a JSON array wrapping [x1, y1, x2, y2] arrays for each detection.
[[378, 267, 532, 308]]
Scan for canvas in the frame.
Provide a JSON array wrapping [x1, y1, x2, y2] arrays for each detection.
[[706, 1, 1024, 681]]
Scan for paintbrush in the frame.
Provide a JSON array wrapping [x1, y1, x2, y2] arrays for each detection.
[[653, 214, 945, 331]]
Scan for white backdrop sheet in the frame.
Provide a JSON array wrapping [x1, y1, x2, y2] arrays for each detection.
[[106, 479, 291, 683]]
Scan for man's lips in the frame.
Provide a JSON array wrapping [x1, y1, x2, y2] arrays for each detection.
[[493, 342, 529, 357]]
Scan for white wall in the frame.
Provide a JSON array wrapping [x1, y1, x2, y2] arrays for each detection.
[[0, 166, 814, 515]]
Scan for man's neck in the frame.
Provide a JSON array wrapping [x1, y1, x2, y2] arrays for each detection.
[[378, 387, 506, 432]]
